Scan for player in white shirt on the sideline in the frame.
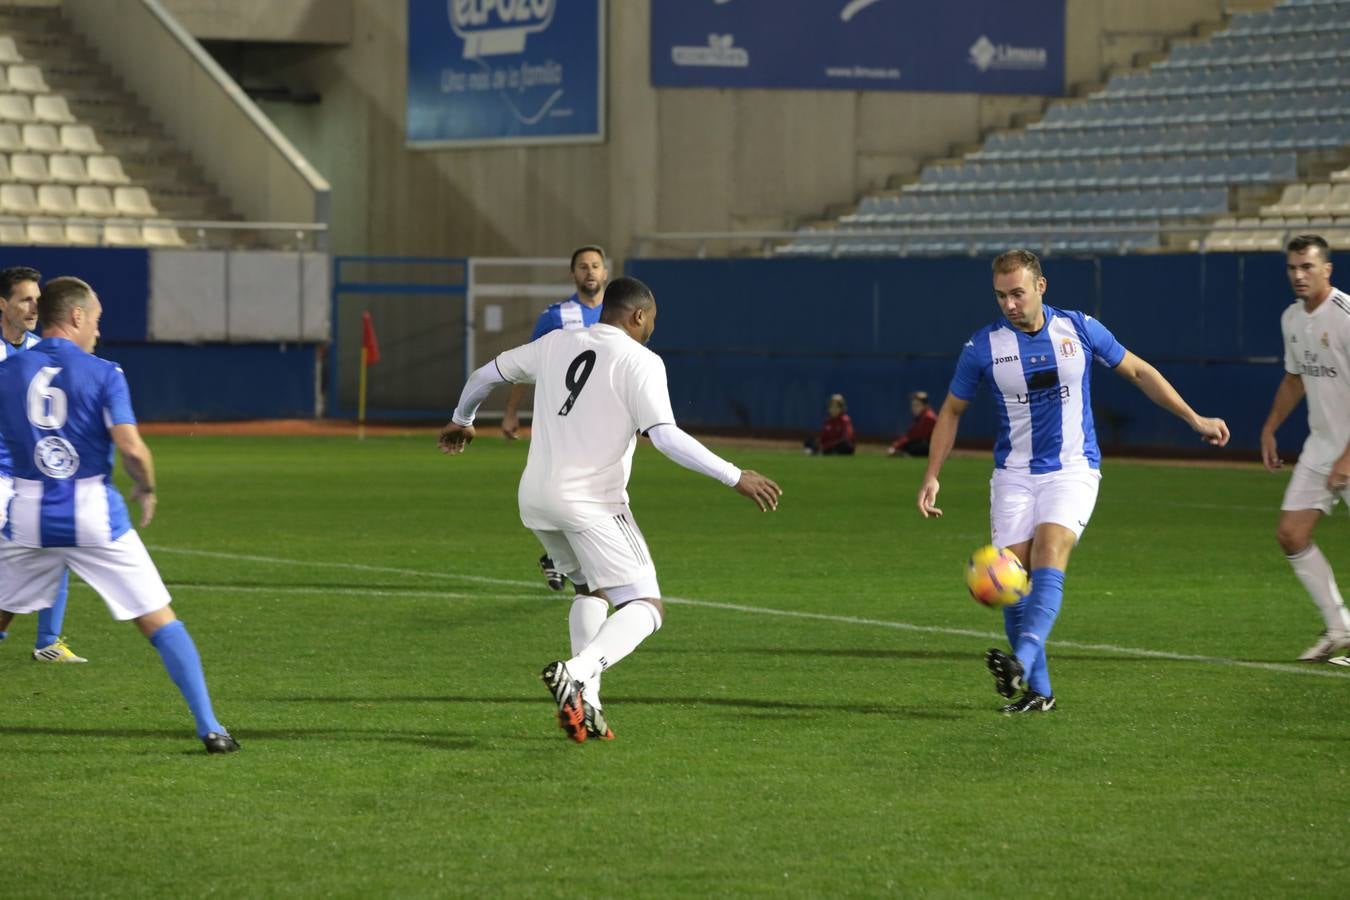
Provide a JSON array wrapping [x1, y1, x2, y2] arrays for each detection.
[[439, 276, 781, 743], [1258, 234, 1350, 663]]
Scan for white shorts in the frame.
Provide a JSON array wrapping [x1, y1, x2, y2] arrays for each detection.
[[0, 530, 172, 621], [532, 508, 660, 604], [1281, 459, 1349, 515], [990, 467, 1102, 547]]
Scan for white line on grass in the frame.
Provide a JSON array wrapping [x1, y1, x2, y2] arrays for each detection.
[[150, 545, 1350, 681], [68, 582, 544, 603]]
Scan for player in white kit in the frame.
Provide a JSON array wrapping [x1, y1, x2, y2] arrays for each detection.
[[1258, 235, 1350, 662], [439, 277, 781, 742]]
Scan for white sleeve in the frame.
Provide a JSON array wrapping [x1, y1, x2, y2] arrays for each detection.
[[647, 424, 742, 487], [451, 360, 509, 426]]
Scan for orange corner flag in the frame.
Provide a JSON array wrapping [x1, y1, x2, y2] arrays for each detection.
[[361, 311, 381, 365]]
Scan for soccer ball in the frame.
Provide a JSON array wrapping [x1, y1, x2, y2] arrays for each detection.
[[965, 545, 1029, 607]]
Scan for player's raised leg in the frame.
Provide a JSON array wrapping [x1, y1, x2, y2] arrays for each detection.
[[32, 571, 87, 662]]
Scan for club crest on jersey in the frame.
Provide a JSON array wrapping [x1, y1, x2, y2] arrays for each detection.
[[1323, 332, 1330, 348], [34, 436, 78, 479], [1059, 338, 1078, 358]]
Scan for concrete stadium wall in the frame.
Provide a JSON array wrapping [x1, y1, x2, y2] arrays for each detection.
[[184, 0, 1257, 263]]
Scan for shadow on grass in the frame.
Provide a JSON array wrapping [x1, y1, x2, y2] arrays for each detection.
[[265, 693, 961, 720], [0, 724, 478, 751]]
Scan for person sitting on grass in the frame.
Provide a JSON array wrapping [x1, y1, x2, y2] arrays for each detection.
[[805, 393, 855, 456], [888, 391, 938, 457]]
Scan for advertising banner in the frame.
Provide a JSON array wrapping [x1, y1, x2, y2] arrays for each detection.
[[408, 0, 604, 147], [650, 0, 1064, 95]]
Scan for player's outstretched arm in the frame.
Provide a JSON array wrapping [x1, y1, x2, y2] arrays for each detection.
[[110, 423, 157, 528], [439, 360, 510, 455], [1113, 351, 1230, 447], [917, 393, 968, 519], [647, 424, 781, 511], [1260, 372, 1306, 471]]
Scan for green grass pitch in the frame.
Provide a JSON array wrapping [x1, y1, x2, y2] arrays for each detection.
[[2, 434, 1349, 896]]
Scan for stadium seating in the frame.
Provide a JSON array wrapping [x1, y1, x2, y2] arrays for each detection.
[[0, 7, 239, 247], [783, 0, 1350, 257]]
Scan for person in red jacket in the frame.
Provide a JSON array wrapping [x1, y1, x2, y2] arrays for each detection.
[[805, 393, 855, 456], [889, 391, 937, 457]]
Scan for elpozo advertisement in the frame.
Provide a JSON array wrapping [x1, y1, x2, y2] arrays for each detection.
[[650, 0, 1064, 96], [407, 0, 604, 148]]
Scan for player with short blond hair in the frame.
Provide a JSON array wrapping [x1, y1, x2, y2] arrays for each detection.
[[1259, 234, 1350, 663], [440, 276, 781, 742], [918, 250, 1229, 712]]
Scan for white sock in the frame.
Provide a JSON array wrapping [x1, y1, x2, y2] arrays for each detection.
[[568, 594, 609, 706], [1287, 544, 1350, 632], [566, 600, 662, 683]]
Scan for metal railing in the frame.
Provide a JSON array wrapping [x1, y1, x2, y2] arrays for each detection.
[[631, 218, 1343, 259]]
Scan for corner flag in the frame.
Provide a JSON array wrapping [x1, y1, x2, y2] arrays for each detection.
[[357, 311, 380, 438]]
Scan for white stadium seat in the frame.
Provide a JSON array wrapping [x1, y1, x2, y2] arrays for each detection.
[[21, 122, 60, 152], [33, 94, 74, 124], [75, 184, 115, 216], [101, 221, 144, 246], [0, 94, 34, 122], [1261, 183, 1306, 217], [9, 152, 48, 182], [64, 219, 101, 245], [59, 124, 101, 153], [113, 186, 156, 217], [0, 38, 23, 66], [26, 218, 66, 244], [48, 153, 87, 183], [0, 123, 21, 152], [142, 219, 186, 247], [7, 65, 49, 94], [87, 154, 129, 184], [0, 184, 39, 215], [0, 219, 25, 244], [37, 183, 78, 215]]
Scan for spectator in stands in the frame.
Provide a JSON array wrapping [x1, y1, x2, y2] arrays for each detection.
[[804, 393, 855, 455], [888, 391, 938, 457]]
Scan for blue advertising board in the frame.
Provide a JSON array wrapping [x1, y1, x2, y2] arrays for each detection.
[[407, 0, 604, 147], [650, 0, 1064, 95]]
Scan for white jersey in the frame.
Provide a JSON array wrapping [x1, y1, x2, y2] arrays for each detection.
[[1282, 287, 1350, 470], [495, 323, 676, 530]]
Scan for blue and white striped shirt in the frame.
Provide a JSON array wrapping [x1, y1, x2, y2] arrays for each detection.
[[949, 305, 1126, 474], [530, 294, 603, 341], [0, 337, 136, 546]]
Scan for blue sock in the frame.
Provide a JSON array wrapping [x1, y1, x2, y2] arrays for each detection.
[[149, 620, 225, 738], [35, 570, 70, 650], [1014, 568, 1066, 697], [1001, 600, 1024, 649]]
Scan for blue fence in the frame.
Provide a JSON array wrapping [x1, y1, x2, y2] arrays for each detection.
[[627, 254, 1304, 453]]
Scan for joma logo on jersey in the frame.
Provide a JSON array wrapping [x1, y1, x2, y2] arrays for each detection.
[[1015, 385, 1072, 405], [993, 354, 1020, 365]]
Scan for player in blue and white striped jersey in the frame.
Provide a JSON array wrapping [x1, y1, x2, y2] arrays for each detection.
[[918, 250, 1230, 713], [0, 276, 237, 753], [0, 266, 85, 663]]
